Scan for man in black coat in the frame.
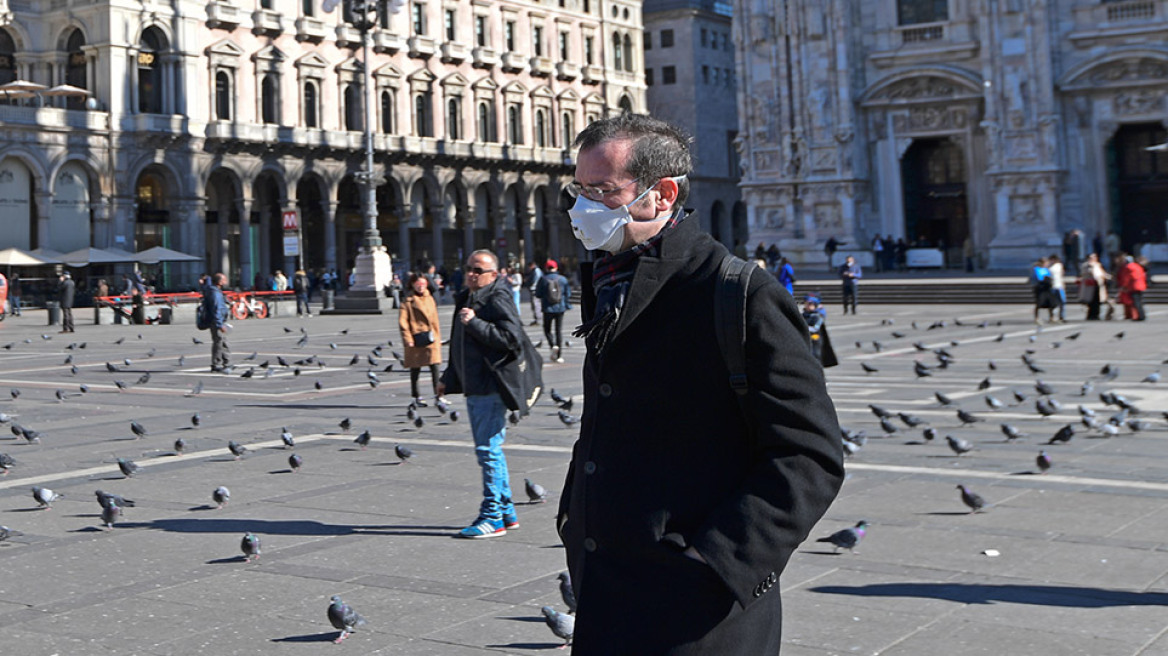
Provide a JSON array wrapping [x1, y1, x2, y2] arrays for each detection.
[[559, 114, 844, 654], [437, 249, 525, 539], [57, 272, 76, 333]]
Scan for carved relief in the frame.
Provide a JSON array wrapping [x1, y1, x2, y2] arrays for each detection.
[[872, 77, 962, 103], [980, 120, 1001, 166], [1005, 134, 1037, 160], [1114, 90, 1165, 116], [813, 203, 842, 230], [763, 207, 786, 229], [1087, 58, 1168, 86], [753, 150, 778, 172], [811, 147, 837, 172], [1008, 195, 1041, 225]]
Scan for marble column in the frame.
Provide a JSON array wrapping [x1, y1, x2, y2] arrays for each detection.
[[322, 199, 338, 273], [237, 196, 253, 287]]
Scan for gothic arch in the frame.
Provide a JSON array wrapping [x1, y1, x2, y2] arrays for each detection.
[[1058, 47, 1168, 91], [859, 66, 984, 107]]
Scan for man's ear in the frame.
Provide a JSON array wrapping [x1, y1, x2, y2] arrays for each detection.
[[654, 177, 679, 212]]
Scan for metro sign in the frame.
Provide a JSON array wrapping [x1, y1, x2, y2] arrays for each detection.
[[282, 210, 299, 231]]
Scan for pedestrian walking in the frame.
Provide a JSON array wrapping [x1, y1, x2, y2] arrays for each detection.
[[1030, 258, 1056, 324], [437, 250, 525, 539], [272, 270, 288, 292], [963, 236, 975, 272], [525, 261, 544, 326], [871, 236, 884, 273], [399, 273, 444, 406], [199, 273, 231, 372], [535, 259, 571, 363], [1077, 252, 1110, 320], [839, 255, 861, 314], [824, 236, 841, 271], [1047, 254, 1066, 322], [506, 266, 523, 314], [57, 271, 76, 333], [1116, 253, 1147, 321], [293, 269, 311, 317], [9, 273, 21, 316], [777, 256, 796, 296], [560, 113, 843, 653]]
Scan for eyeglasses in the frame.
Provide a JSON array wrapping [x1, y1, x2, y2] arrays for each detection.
[[566, 177, 641, 202], [465, 266, 497, 275]]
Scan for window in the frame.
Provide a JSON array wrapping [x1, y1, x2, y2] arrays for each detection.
[[215, 70, 232, 120], [534, 26, 544, 56], [660, 29, 673, 47], [478, 101, 495, 142], [612, 32, 622, 70], [261, 74, 278, 124], [618, 95, 632, 113], [583, 0, 590, 13], [261, 0, 273, 8], [535, 109, 547, 147], [701, 65, 709, 85], [0, 30, 15, 87], [475, 15, 487, 47], [645, 68, 653, 86], [413, 2, 426, 35], [344, 83, 362, 131], [381, 89, 395, 133], [415, 92, 432, 137], [445, 10, 456, 41], [138, 28, 166, 114], [64, 29, 87, 110], [561, 111, 574, 148], [584, 36, 594, 65], [622, 33, 633, 72], [898, 0, 948, 25], [662, 65, 676, 85], [447, 97, 462, 139], [508, 104, 523, 144], [559, 32, 569, 60], [304, 80, 319, 127], [302, 0, 314, 17], [644, 31, 651, 50], [701, 28, 707, 47], [505, 21, 516, 51]]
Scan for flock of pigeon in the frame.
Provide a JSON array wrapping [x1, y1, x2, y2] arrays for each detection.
[[0, 323, 584, 646], [817, 316, 1167, 553]]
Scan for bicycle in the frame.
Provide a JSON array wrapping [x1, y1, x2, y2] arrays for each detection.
[[230, 293, 269, 320]]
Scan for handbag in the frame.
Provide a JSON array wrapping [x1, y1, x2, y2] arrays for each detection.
[[412, 330, 434, 347], [486, 331, 544, 415]]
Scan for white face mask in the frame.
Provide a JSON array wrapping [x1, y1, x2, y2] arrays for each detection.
[[567, 176, 685, 253]]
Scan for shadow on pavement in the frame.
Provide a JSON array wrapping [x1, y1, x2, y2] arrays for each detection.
[[119, 517, 461, 537], [810, 583, 1168, 607], [270, 632, 337, 643], [486, 643, 564, 651]]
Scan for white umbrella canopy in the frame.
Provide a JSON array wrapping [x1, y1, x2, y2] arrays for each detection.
[[134, 246, 202, 264], [0, 79, 48, 93], [41, 84, 89, 98], [31, 247, 68, 261], [61, 247, 139, 266], [0, 247, 60, 266]]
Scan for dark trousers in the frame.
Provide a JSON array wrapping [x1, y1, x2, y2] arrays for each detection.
[[841, 284, 857, 314], [410, 364, 439, 398], [543, 312, 564, 349], [1085, 287, 1101, 320], [211, 328, 230, 370], [296, 292, 310, 316], [61, 306, 74, 331], [1130, 291, 1145, 321]]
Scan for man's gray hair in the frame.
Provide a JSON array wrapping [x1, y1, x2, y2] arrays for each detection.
[[469, 249, 499, 269], [574, 113, 692, 209]]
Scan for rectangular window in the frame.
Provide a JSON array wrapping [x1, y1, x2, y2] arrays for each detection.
[[559, 32, 570, 60], [662, 65, 676, 84], [412, 3, 426, 35], [644, 31, 651, 50], [897, 0, 949, 25], [445, 10, 456, 41], [660, 29, 674, 48], [505, 21, 516, 51], [533, 26, 544, 56], [700, 28, 707, 47], [584, 35, 594, 64], [645, 68, 653, 86], [475, 15, 487, 47], [701, 65, 709, 84], [303, 0, 314, 17]]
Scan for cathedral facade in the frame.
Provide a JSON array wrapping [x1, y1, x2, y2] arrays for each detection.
[[733, 0, 1168, 268]]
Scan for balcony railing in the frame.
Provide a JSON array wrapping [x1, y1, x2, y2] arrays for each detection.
[[501, 52, 527, 72], [472, 46, 499, 68], [252, 9, 282, 36], [1106, 0, 1156, 21], [556, 61, 580, 81], [296, 17, 327, 42], [0, 104, 110, 130], [441, 42, 468, 63], [408, 36, 436, 58], [206, 2, 241, 30], [899, 23, 945, 44], [530, 56, 554, 77]]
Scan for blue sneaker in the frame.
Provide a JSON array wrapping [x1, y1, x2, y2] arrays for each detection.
[[503, 514, 520, 530], [459, 518, 506, 539]]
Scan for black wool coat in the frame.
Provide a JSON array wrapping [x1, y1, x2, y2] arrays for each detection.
[[440, 276, 523, 398], [558, 216, 845, 654]]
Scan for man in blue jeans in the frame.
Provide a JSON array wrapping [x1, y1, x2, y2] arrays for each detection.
[[437, 249, 522, 538]]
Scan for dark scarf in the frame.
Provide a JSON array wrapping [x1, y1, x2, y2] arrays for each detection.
[[573, 211, 685, 356]]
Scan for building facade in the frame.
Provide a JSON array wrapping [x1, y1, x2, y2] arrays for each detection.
[[642, 0, 745, 249], [734, 0, 1168, 268], [0, 0, 646, 288]]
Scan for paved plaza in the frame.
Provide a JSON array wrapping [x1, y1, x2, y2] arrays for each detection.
[[0, 298, 1166, 655]]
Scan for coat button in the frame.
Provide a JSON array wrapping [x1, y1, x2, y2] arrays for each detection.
[[584, 461, 597, 475], [584, 537, 597, 552], [753, 586, 762, 598], [767, 572, 776, 584], [598, 383, 613, 397]]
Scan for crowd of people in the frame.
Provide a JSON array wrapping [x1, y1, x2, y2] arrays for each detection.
[[1033, 233, 1150, 323]]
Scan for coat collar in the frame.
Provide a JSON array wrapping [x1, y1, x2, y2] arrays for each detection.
[[613, 213, 713, 336]]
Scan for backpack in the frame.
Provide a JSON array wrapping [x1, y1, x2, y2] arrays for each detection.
[[546, 276, 563, 305], [195, 301, 210, 330]]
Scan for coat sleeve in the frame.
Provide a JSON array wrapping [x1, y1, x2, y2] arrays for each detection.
[[688, 274, 845, 609], [464, 287, 522, 355], [399, 299, 414, 347]]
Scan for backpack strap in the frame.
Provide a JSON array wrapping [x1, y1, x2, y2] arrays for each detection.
[[715, 255, 756, 399]]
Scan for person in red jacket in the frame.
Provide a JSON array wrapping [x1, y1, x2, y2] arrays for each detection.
[[1116, 254, 1147, 321]]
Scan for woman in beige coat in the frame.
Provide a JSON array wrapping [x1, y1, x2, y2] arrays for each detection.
[[399, 273, 444, 405], [1077, 252, 1110, 320]]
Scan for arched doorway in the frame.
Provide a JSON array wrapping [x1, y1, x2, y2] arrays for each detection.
[[408, 181, 435, 269], [377, 182, 401, 264], [502, 185, 523, 266], [254, 173, 283, 283], [900, 138, 968, 251], [51, 163, 91, 252], [1107, 123, 1168, 251], [203, 169, 240, 283], [473, 184, 494, 253], [296, 176, 326, 272], [441, 183, 465, 269], [337, 176, 363, 272]]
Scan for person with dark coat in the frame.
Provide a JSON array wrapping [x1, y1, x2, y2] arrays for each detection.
[[399, 273, 444, 406], [535, 259, 571, 363], [560, 114, 844, 654], [200, 273, 231, 372], [57, 272, 76, 333], [292, 269, 311, 317], [802, 298, 838, 367], [9, 273, 21, 317], [437, 250, 526, 539], [838, 255, 862, 314]]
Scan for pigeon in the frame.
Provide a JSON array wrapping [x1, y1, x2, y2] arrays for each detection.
[[1113, 331, 1125, 340], [1036, 398, 1059, 418], [1048, 424, 1075, 444], [105, 362, 119, 373], [1036, 451, 1052, 474], [868, 404, 893, 419], [956, 484, 987, 513], [0, 453, 14, 474], [987, 360, 997, 371], [860, 362, 879, 374], [313, 380, 322, 391], [20, 427, 39, 444], [295, 334, 309, 348], [913, 361, 933, 378], [0, 525, 19, 542], [95, 490, 136, 510], [879, 417, 899, 435], [114, 380, 128, 392], [174, 438, 187, 455], [55, 389, 66, 402], [280, 427, 294, 449], [872, 340, 883, 352], [1000, 424, 1025, 441], [32, 486, 61, 509], [898, 412, 924, 428], [101, 502, 120, 529], [912, 341, 928, 351], [935, 392, 954, 406], [192, 337, 204, 345], [130, 421, 147, 439], [525, 478, 548, 503], [240, 369, 254, 379], [449, 410, 460, 422], [1080, 381, 1094, 397], [394, 443, 413, 463], [241, 533, 261, 562], [289, 453, 303, 472], [349, 354, 361, 366], [816, 520, 869, 553], [1078, 405, 1096, 418], [994, 333, 1005, 342], [956, 409, 982, 425], [117, 458, 139, 477], [1099, 423, 1120, 438], [178, 355, 186, 367], [0, 412, 9, 424], [414, 416, 425, 428], [946, 436, 973, 455], [79, 384, 89, 394], [339, 418, 352, 432], [985, 395, 1005, 410], [228, 441, 247, 460], [354, 430, 372, 449], [1010, 390, 1028, 404], [136, 372, 151, 385], [558, 410, 581, 426], [1100, 365, 1120, 382], [977, 377, 992, 390], [891, 331, 905, 339], [190, 413, 201, 428], [435, 398, 449, 414], [327, 595, 367, 644], [558, 571, 577, 614], [922, 427, 937, 442], [542, 606, 575, 649], [1128, 419, 1151, 433], [1108, 409, 1129, 427], [213, 486, 230, 509], [8, 388, 18, 400], [509, 411, 521, 425], [1142, 372, 1161, 384], [406, 406, 417, 421], [188, 381, 204, 396], [277, 356, 290, 368], [1034, 380, 1056, 396]]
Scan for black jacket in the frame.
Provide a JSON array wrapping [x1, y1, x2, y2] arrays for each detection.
[[57, 278, 76, 308], [559, 216, 844, 654], [440, 276, 524, 397]]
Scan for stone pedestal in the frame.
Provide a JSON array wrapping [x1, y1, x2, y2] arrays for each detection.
[[324, 247, 393, 314]]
